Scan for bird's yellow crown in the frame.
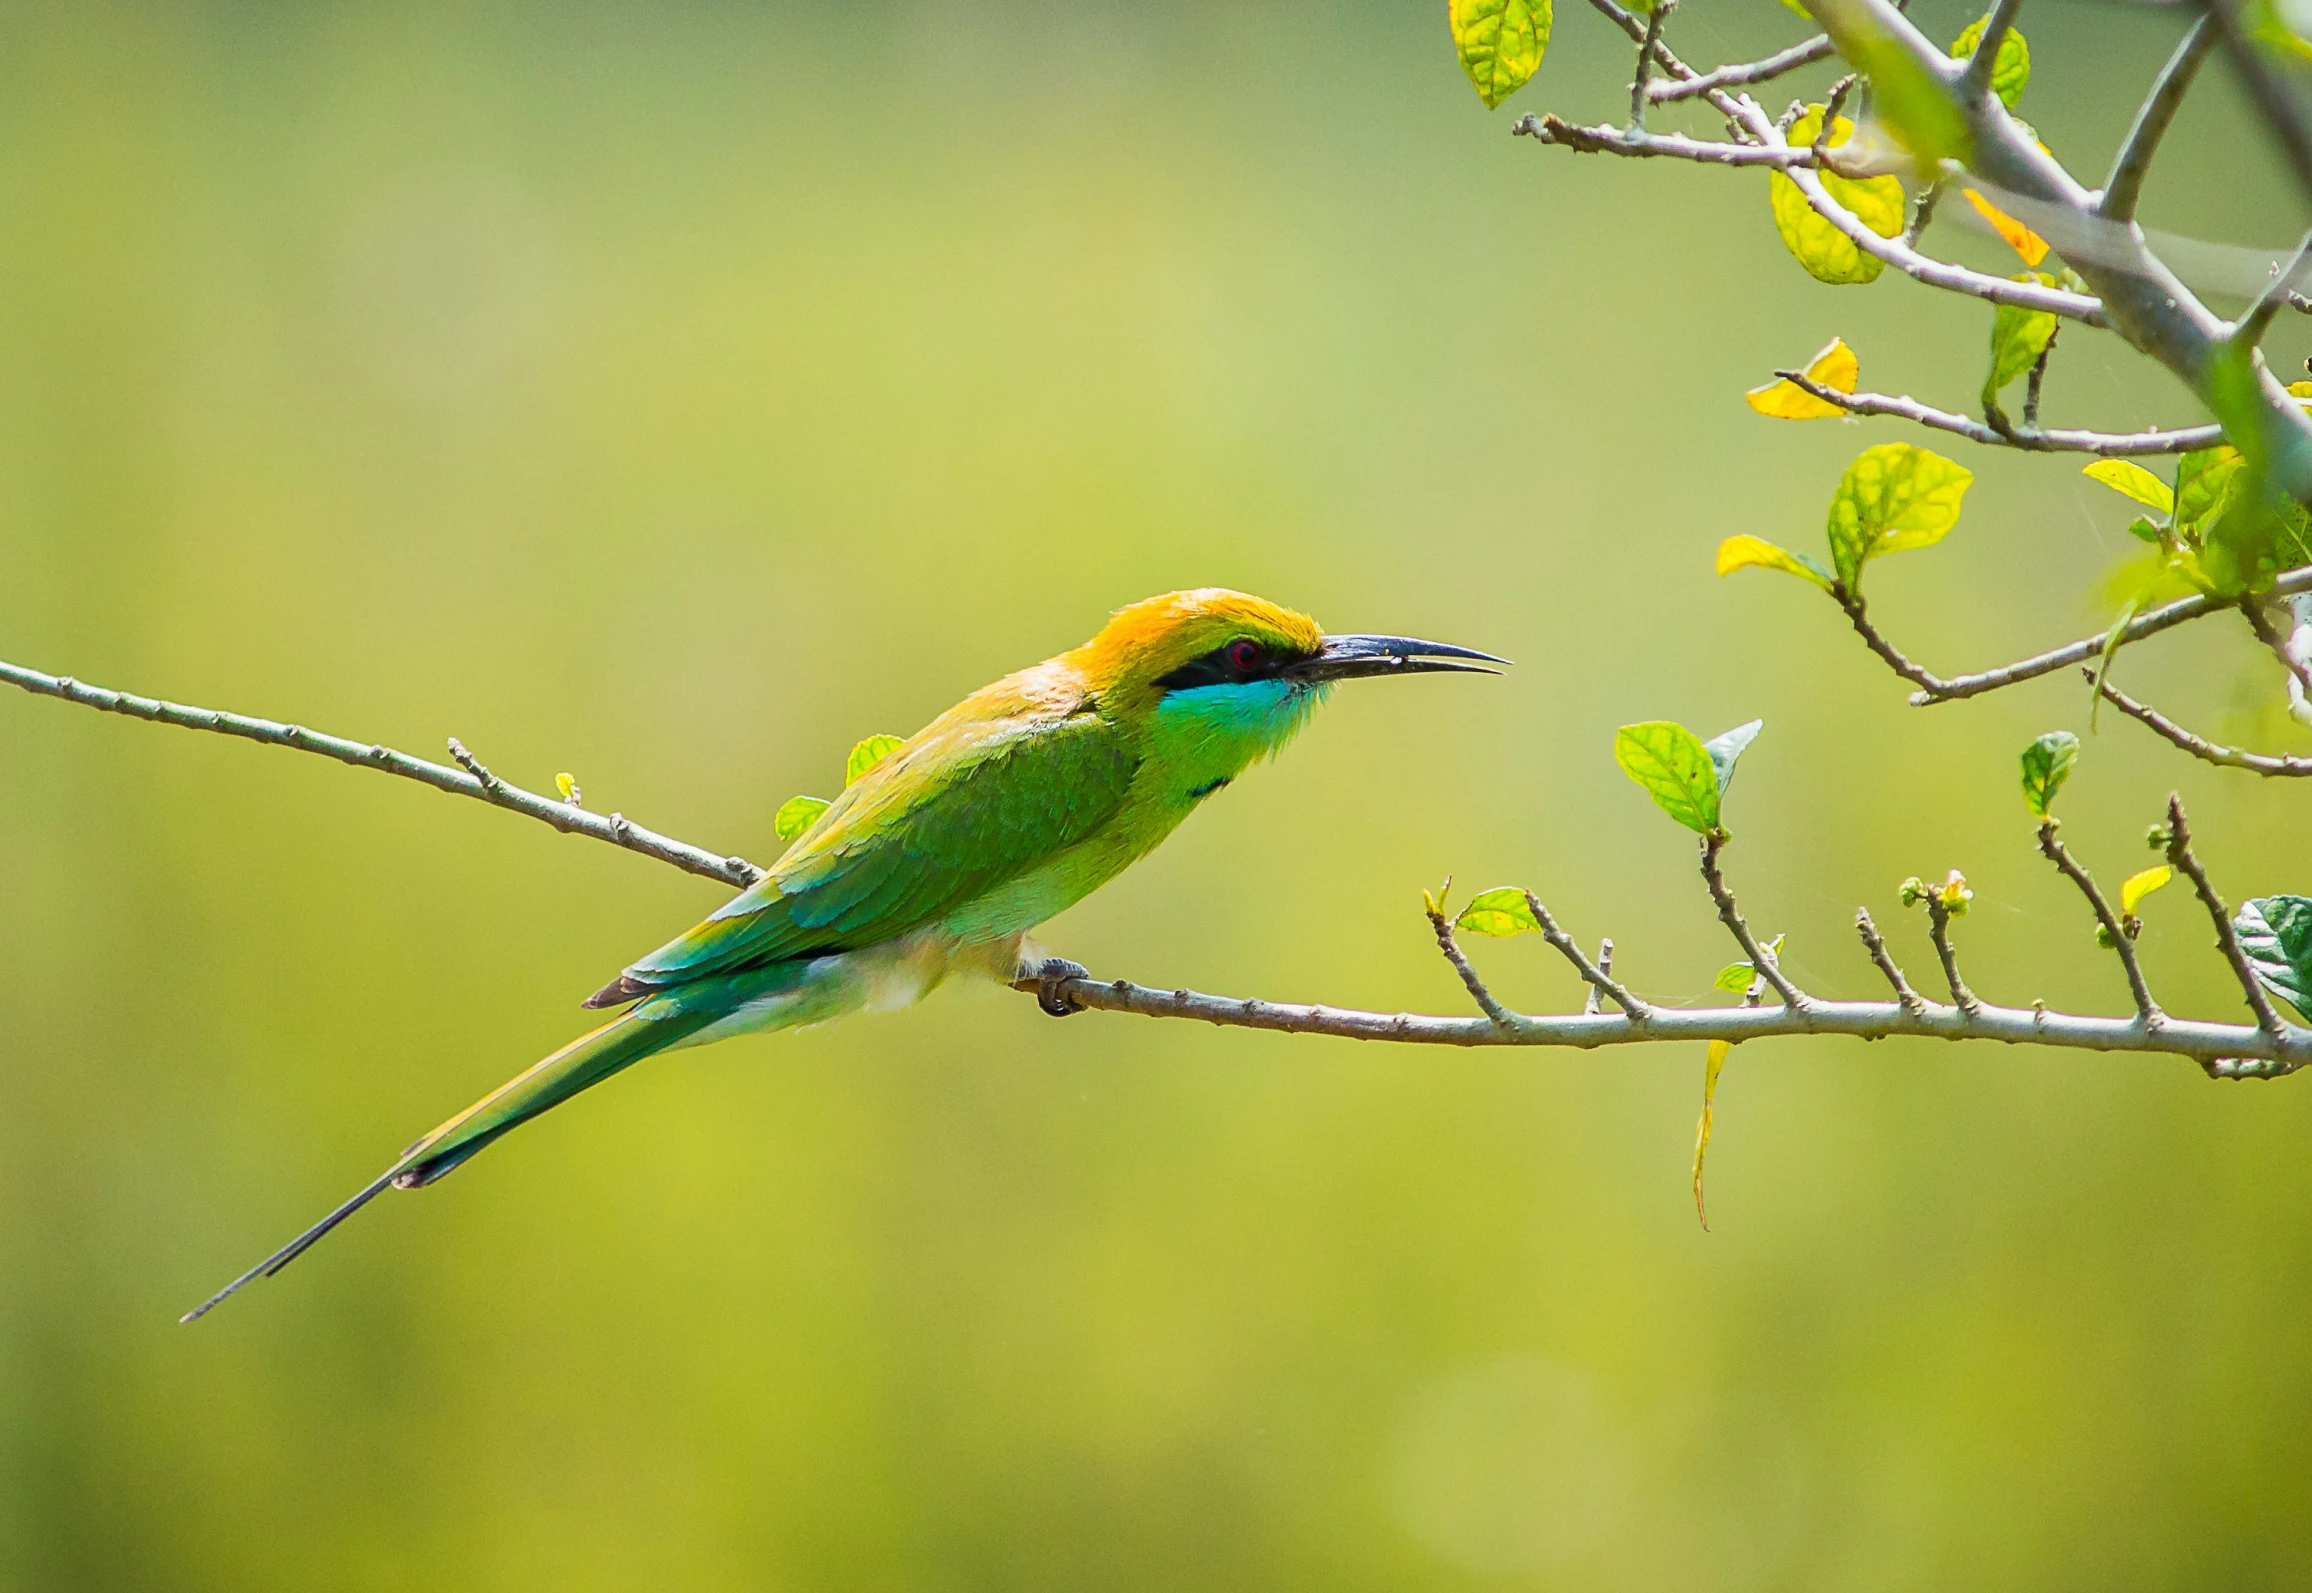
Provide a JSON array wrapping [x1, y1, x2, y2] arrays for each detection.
[[1068, 588, 1322, 708]]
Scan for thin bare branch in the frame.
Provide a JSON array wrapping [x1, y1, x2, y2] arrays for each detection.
[[1522, 891, 1652, 1018], [1769, 367, 2221, 455], [1957, 0, 2026, 101], [2241, 596, 2312, 702], [2023, 326, 2059, 430], [1428, 904, 1518, 1029], [1582, 939, 1615, 1016], [1824, 567, 2312, 706], [1011, 970, 2312, 1077], [2237, 226, 2312, 348], [2036, 820, 2163, 1020], [0, 656, 765, 887], [1923, 895, 1982, 1015], [2165, 793, 2286, 1034], [2090, 670, 2312, 775], [1698, 833, 1812, 1009], [1856, 908, 1929, 1016], [2102, 16, 2218, 224], [1514, 115, 1830, 169], [1648, 34, 1836, 103], [1629, 0, 1675, 127], [2205, 0, 2312, 206]]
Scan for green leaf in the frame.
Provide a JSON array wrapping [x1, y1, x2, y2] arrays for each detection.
[[1455, 886, 1541, 937], [1614, 721, 1722, 834], [2083, 459, 2175, 515], [1448, 0, 1551, 109], [1713, 935, 1783, 993], [2175, 446, 2244, 544], [1982, 275, 2058, 409], [1951, 12, 2031, 106], [2236, 895, 2312, 1023], [1824, 443, 1975, 587], [1703, 719, 1764, 795], [1768, 107, 1906, 286], [846, 734, 907, 786], [774, 794, 831, 842], [2019, 730, 2078, 818]]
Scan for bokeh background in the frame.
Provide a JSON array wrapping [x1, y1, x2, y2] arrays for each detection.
[[3, 1, 2310, 1586]]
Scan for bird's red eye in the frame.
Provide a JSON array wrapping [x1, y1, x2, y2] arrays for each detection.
[[1226, 639, 1261, 673]]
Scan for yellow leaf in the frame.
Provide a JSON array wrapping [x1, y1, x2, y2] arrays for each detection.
[[1963, 188, 2049, 268], [1693, 1039, 1732, 1231], [1448, 0, 1551, 110], [554, 771, 581, 805], [1769, 109, 1905, 286], [2082, 459, 2175, 514], [1715, 534, 1832, 589], [1745, 337, 1859, 419], [2121, 865, 2173, 917], [2291, 381, 2312, 400]]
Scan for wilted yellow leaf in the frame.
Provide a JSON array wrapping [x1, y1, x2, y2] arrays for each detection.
[[1746, 337, 1859, 419], [1693, 1038, 1732, 1230], [1963, 188, 2049, 268], [1769, 109, 1905, 286]]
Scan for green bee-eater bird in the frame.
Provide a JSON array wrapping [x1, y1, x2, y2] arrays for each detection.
[[185, 589, 1502, 1320]]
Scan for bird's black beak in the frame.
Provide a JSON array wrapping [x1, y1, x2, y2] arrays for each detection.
[[1286, 634, 1510, 684]]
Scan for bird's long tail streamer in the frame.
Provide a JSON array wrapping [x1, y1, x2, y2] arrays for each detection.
[[182, 1000, 718, 1322]]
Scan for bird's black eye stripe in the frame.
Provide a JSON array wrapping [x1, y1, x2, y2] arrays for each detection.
[[1155, 638, 1296, 693]]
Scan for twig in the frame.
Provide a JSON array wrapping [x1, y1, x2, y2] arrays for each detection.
[[1649, 35, 1836, 103], [2090, 670, 2312, 775], [1521, 890, 1651, 1018], [2236, 226, 2312, 349], [1010, 970, 2312, 1076], [2243, 593, 2312, 703], [1824, 567, 2312, 705], [1903, 180, 1944, 248], [1629, 0, 1675, 127], [1428, 903, 1519, 1030], [2205, 0, 2312, 206], [1831, 584, 1946, 697], [2101, 16, 2217, 224], [1697, 832, 1812, 1009], [2036, 820, 2162, 1020], [0, 656, 766, 888], [1856, 908, 1929, 1016], [1957, 0, 2026, 102], [2164, 793, 2286, 1035], [1582, 939, 1614, 1015], [1769, 368, 2220, 455], [1923, 894, 1982, 1016], [1515, 115, 1836, 169], [2023, 325, 2059, 430]]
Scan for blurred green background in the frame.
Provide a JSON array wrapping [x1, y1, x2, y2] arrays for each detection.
[[3, 1, 2311, 1586]]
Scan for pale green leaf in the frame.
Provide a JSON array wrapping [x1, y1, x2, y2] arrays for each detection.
[[1951, 12, 2031, 106], [1448, 0, 1551, 109], [1768, 108, 1905, 286], [1824, 443, 1974, 587], [1456, 886, 1541, 937], [2083, 459, 2175, 515], [2236, 895, 2312, 1022], [2019, 730, 2078, 819], [774, 794, 831, 842], [1704, 719, 1764, 796], [1614, 721, 1722, 834], [1982, 274, 2058, 407], [846, 734, 907, 786]]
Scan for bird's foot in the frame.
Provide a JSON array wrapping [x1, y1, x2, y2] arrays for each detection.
[[1034, 956, 1089, 1017]]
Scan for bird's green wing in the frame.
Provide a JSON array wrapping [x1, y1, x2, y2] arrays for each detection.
[[618, 710, 1136, 987]]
